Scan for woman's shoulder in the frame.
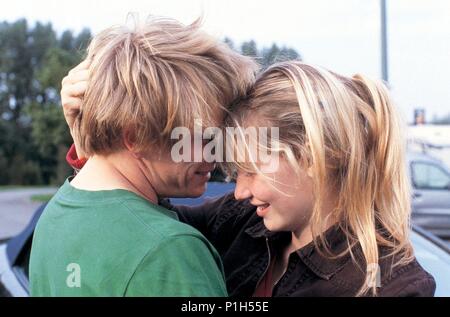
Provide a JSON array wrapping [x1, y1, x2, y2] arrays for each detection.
[[330, 240, 436, 297], [378, 253, 436, 297]]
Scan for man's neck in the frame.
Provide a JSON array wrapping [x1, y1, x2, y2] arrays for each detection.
[[70, 152, 158, 204]]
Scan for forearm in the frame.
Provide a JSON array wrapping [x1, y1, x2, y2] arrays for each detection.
[[161, 192, 237, 241]]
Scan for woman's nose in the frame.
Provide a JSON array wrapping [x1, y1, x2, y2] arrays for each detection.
[[234, 175, 252, 200]]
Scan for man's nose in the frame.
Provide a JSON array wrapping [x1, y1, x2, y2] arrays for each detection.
[[234, 175, 252, 200]]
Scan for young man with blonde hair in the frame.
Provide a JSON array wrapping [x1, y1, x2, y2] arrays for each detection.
[[29, 17, 257, 296]]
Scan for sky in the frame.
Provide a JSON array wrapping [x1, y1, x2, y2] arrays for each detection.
[[2, 0, 450, 123]]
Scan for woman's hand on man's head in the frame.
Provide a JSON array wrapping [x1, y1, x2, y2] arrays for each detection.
[[61, 59, 91, 158], [61, 59, 91, 129]]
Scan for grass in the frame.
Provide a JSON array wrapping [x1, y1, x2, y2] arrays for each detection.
[[0, 185, 23, 191], [0, 185, 53, 191], [30, 194, 54, 203]]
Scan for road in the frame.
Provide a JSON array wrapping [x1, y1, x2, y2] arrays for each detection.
[[0, 187, 57, 241]]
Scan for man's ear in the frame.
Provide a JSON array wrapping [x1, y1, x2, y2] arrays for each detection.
[[123, 129, 142, 159]]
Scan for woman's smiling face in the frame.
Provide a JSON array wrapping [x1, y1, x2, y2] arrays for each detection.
[[234, 156, 315, 233]]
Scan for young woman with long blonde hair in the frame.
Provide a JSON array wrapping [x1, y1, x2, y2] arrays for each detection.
[[206, 61, 435, 296]]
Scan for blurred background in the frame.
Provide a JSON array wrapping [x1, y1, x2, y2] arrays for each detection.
[[0, 0, 450, 296]]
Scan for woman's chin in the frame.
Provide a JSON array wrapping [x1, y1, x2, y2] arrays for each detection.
[[262, 217, 287, 233], [262, 218, 276, 231]]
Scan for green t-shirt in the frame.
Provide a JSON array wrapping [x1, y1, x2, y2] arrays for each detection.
[[29, 179, 227, 297]]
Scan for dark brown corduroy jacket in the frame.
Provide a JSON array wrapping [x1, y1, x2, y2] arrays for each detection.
[[164, 193, 436, 297]]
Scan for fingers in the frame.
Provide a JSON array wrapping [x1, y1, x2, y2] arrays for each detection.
[[62, 96, 82, 130], [60, 59, 91, 132], [61, 80, 89, 99], [68, 59, 91, 75], [62, 69, 90, 86], [62, 96, 83, 112], [61, 81, 88, 131]]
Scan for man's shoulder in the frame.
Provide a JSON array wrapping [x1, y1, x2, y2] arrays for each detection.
[[30, 194, 222, 296], [125, 198, 209, 241]]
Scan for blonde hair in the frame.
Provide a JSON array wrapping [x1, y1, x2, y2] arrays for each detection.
[[74, 16, 258, 156], [227, 61, 414, 296]]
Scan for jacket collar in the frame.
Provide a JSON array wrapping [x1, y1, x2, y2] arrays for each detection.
[[295, 225, 355, 280], [245, 219, 356, 280]]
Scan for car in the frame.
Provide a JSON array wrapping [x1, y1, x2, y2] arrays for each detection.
[[408, 152, 450, 239], [1, 181, 450, 297]]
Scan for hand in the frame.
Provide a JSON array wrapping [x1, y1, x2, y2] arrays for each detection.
[[61, 59, 91, 158], [61, 59, 90, 130]]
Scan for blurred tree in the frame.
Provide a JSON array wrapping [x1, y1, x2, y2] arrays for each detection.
[[279, 46, 301, 61], [0, 19, 33, 121], [29, 22, 57, 68], [237, 40, 301, 69], [0, 18, 90, 185], [241, 40, 258, 57], [59, 30, 75, 51], [73, 28, 92, 52], [26, 102, 72, 184], [37, 47, 80, 103], [0, 120, 13, 184], [224, 37, 235, 50], [261, 43, 281, 67]]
